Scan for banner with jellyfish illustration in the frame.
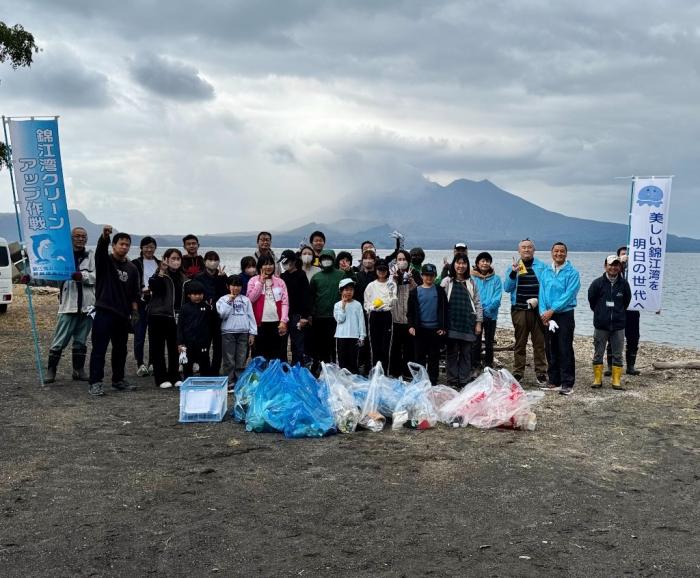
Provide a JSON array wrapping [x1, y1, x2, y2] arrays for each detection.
[[8, 118, 74, 280], [627, 177, 672, 312]]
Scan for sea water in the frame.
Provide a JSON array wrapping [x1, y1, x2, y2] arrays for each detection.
[[198, 247, 698, 350]]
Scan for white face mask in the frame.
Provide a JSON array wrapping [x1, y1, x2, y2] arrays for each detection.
[[282, 262, 292, 271], [245, 267, 257, 276], [205, 260, 219, 270], [320, 259, 333, 269], [397, 260, 409, 270], [301, 254, 313, 265]]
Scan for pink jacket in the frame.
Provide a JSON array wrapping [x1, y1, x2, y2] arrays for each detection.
[[245, 275, 290, 325]]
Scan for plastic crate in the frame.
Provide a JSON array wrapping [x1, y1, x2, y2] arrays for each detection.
[[179, 376, 229, 423]]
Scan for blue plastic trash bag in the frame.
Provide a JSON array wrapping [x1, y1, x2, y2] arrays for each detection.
[[245, 359, 286, 432], [283, 365, 336, 438], [232, 356, 267, 422]]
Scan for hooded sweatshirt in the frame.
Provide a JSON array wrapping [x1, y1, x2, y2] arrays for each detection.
[[310, 249, 346, 318]]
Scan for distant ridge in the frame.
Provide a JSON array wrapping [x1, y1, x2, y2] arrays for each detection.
[[2, 180, 699, 251]]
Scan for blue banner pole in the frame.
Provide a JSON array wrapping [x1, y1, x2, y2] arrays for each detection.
[[2, 115, 45, 386]]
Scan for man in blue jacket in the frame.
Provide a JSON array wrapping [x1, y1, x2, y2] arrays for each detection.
[[504, 239, 548, 384], [538, 242, 581, 395], [588, 255, 632, 390]]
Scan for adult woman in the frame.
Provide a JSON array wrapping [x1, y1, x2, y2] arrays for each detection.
[[440, 254, 483, 388], [300, 245, 321, 283], [389, 249, 415, 378], [132, 236, 159, 377], [245, 255, 290, 361], [280, 249, 311, 366]]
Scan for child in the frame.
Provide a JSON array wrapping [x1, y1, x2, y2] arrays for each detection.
[[217, 275, 257, 387], [334, 278, 365, 374], [177, 280, 213, 379], [363, 259, 397, 373], [407, 263, 448, 385], [148, 248, 188, 389]]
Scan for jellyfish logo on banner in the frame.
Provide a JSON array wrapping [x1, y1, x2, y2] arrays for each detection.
[[627, 177, 672, 313], [8, 118, 74, 280]]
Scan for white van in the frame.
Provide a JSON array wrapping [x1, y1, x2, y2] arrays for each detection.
[[0, 237, 12, 313]]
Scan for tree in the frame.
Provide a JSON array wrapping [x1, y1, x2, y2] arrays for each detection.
[[0, 21, 39, 169]]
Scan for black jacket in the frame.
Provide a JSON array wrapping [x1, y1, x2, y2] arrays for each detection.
[[148, 270, 188, 318], [407, 285, 448, 331], [177, 301, 213, 349], [189, 271, 228, 306], [588, 274, 632, 331], [94, 234, 140, 319], [281, 268, 311, 318]]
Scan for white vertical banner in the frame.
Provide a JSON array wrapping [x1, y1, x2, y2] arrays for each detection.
[[627, 177, 672, 312]]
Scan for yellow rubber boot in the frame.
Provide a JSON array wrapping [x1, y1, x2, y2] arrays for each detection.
[[591, 364, 603, 388], [611, 365, 624, 390]]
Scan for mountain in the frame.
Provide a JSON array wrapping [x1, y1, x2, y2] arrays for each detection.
[[2, 180, 699, 251]]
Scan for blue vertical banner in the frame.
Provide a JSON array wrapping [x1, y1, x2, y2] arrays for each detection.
[[8, 118, 74, 280]]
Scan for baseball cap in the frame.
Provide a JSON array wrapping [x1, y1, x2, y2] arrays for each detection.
[[278, 249, 297, 264], [454, 242, 467, 250], [606, 255, 621, 265], [421, 263, 437, 275], [339, 278, 355, 289]]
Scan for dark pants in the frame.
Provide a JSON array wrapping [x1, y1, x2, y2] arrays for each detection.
[[222, 333, 249, 384], [446, 338, 472, 387], [511, 308, 547, 376], [606, 310, 641, 367], [286, 313, 307, 366], [89, 308, 129, 385], [133, 299, 149, 367], [414, 327, 442, 384], [358, 311, 370, 375], [149, 315, 180, 386], [183, 345, 211, 379], [368, 310, 393, 373], [544, 310, 575, 388], [472, 317, 497, 369], [209, 316, 222, 375], [312, 317, 337, 372], [336, 338, 359, 374], [389, 322, 413, 378], [254, 322, 286, 361]]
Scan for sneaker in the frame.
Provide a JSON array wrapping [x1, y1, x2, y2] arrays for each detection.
[[536, 374, 548, 386], [148, 364, 154, 374], [112, 380, 137, 391], [540, 383, 561, 392], [174, 381, 183, 388], [559, 387, 573, 396], [193, 363, 200, 374], [136, 364, 149, 377], [89, 382, 104, 396], [512, 373, 523, 383], [159, 381, 173, 389]]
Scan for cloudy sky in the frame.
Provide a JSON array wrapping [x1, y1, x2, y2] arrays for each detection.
[[1, 1, 698, 237]]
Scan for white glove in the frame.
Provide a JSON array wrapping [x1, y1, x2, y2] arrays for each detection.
[[178, 349, 188, 365], [548, 320, 559, 332], [526, 298, 539, 310], [390, 230, 405, 241]]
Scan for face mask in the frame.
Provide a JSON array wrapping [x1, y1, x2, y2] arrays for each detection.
[[205, 260, 219, 270], [301, 254, 313, 265], [397, 260, 408, 270], [362, 259, 374, 269], [245, 267, 257, 276], [320, 260, 333, 269], [282, 262, 292, 271]]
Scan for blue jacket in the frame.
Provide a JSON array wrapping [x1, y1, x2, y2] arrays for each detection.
[[503, 258, 547, 306], [472, 269, 503, 320], [538, 261, 581, 315]]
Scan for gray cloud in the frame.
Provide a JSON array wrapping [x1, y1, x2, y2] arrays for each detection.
[[129, 53, 214, 101]]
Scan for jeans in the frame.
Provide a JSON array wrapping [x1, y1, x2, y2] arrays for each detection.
[[89, 308, 129, 385]]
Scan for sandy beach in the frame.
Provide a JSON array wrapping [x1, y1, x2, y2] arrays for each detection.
[[1, 286, 698, 576]]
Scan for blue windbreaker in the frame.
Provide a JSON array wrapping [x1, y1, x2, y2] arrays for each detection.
[[472, 270, 503, 320], [537, 260, 581, 315], [503, 257, 547, 306]]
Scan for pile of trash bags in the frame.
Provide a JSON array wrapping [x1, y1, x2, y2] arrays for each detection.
[[231, 357, 544, 438]]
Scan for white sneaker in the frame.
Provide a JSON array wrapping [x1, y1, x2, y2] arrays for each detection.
[[174, 381, 183, 388], [136, 364, 149, 377], [159, 381, 173, 389], [193, 363, 200, 374], [148, 364, 153, 374]]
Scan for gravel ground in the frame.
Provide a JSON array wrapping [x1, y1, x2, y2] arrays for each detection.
[[1, 287, 698, 577]]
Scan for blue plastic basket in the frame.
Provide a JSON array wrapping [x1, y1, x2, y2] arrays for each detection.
[[179, 376, 229, 423]]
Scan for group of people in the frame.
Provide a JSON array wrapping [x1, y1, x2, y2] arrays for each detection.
[[42, 225, 641, 397]]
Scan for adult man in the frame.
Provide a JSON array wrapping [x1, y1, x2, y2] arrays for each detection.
[[44, 227, 96, 384], [309, 230, 326, 265], [254, 231, 280, 274], [181, 234, 205, 279], [538, 242, 581, 395], [605, 246, 642, 376], [504, 238, 548, 384], [588, 255, 631, 390], [88, 226, 140, 396]]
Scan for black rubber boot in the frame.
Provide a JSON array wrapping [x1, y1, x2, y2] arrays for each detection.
[[72, 347, 88, 381], [45, 350, 61, 384], [626, 351, 641, 375]]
